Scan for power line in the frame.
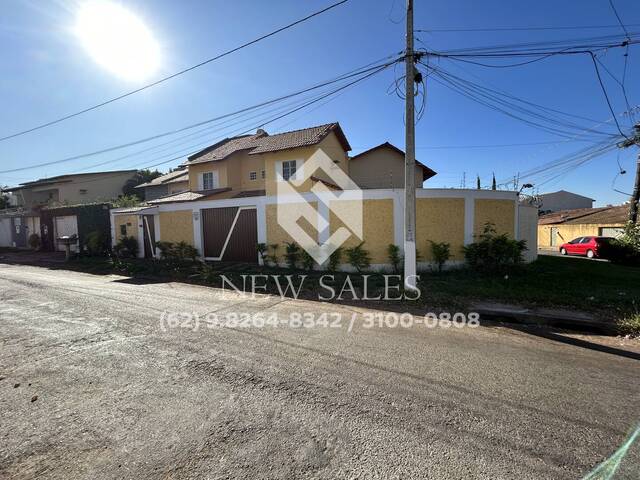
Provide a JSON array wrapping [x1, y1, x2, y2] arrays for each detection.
[[608, 0, 631, 38], [414, 140, 591, 149], [0, 55, 400, 174], [0, 0, 350, 143], [417, 24, 640, 33]]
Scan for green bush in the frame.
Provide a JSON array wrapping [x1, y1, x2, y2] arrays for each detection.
[[429, 240, 451, 273], [256, 243, 268, 265], [284, 242, 300, 269], [617, 312, 640, 337], [328, 246, 343, 271], [345, 241, 371, 273], [300, 249, 316, 270], [194, 263, 217, 283], [113, 236, 138, 258], [462, 222, 526, 272], [598, 239, 640, 266], [267, 243, 280, 267], [84, 230, 108, 256], [387, 244, 402, 274], [155, 241, 198, 261], [28, 233, 41, 251]]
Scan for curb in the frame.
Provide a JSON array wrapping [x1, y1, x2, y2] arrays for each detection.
[[472, 303, 616, 334]]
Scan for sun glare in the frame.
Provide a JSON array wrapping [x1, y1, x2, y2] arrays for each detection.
[[75, 1, 160, 81]]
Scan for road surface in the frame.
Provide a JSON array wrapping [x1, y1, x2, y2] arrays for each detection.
[[0, 264, 638, 479]]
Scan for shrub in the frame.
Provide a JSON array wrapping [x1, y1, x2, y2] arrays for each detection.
[[387, 244, 402, 274], [194, 263, 217, 283], [429, 240, 451, 272], [267, 243, 280, 267], [113, 236, 138, 258], [617, 312, 640, 337], [300, 249, 316, 271], [175, 241, 198, 261], [85, 230, 108, 256], [28, 233, 41, 251], [328, 246, 343, 271], [155, 241, 198, 261], [256, 243, 268, 265], [284, 242, 300, 269], [462, 222, 526, 272], [155, 241, 176, 259], [345, 241, 371, 273], [598, 239, 640, 266]]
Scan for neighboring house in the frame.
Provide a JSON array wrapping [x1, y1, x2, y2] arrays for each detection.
[[538, 190, 594, 214], [134, 169, 189, 201], [0, 169, 135, 248], [5, 170, 137, 210], [348, 142, 436, 189], [112, 122, 537, 266], [538, 205, 628, 249]]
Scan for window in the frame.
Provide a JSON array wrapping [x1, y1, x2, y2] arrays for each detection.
[[120, 225, 127, 236], [249, 171, 257, 181], [281, 160, 297, 181], [202, 171, 218, 190], [261, 170, 266, 179]]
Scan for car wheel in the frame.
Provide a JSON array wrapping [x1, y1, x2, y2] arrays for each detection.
[[586, 249, 594, 259], [560, 248, 567, 255]]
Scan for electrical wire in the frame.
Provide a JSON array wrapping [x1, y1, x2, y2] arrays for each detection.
[[0, 55, 401, 174], [416, 24, 640, 33], [0, 0, 351, 143]]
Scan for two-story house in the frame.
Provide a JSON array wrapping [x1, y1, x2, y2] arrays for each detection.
[[0, 169, 136, 248]]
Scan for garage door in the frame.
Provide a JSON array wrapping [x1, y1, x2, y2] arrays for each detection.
[[0, 218, 11, 247], [201, 207, 257, 263], [54, 215, 79, 251], [599, 227, 624, 238]]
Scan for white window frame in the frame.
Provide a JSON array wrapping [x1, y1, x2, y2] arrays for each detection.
[[200, 171, 219, 190], [277, 160, 299, 182], [249, 171, 257, 181]]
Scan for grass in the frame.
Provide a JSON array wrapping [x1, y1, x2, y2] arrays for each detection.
[[421, 255, 640, 318], [617, 313, 640, 337]]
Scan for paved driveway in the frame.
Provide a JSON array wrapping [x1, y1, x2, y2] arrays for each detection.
[[0, 264, 638, 479]]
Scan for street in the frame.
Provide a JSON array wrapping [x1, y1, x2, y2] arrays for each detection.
[[0, 264, 638, 479]]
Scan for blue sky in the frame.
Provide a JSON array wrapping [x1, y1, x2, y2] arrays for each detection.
[[1, 0, 639, 205]]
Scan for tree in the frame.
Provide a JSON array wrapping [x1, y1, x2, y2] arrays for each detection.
[[0, 192, 9, 209], [476, 175, 481, 189], [491, 173, 497, 190], [122, 169, 163, 199]]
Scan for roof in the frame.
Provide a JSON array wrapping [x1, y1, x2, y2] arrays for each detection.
[[350, 142, 437, 180], [111, 206, 158, 214], [538, 190, 595, 202], [539, 205, 628, 225], [134, 169, 189, 189], [6, 169, 137, 191], [187, 123, 351, 165], [147, 187, 267, 204]]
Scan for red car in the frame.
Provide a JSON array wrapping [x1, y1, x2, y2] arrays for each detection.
[[559, 236, 613, 259]]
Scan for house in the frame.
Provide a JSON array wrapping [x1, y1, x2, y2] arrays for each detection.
[[538, 205, 628, 249], [537, 190, 594, 214], [112, 122, 538, 267], [0, 169, 136, 248], [348, 142, 436, 189], [134, 168, 189, 201]]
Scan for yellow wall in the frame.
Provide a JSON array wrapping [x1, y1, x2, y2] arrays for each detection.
[[266, 203, 317, 262], [114, 214, 139, 241], [330, 199, 394, 264], [474, 199, 515, 237], [537, 223, 623, 248], [416, 198, 465, 260], [159, 211, 194, 246], [187, 161, 228, 191]]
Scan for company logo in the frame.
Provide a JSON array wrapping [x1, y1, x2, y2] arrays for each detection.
[[276, 149, 363, 265]]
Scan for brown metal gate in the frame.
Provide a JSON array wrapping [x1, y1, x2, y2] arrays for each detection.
[[201, 207, 258, 263]]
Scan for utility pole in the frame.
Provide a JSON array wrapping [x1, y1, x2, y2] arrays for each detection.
[[403, 0, 417, 291], [618, 123, 640, 223]]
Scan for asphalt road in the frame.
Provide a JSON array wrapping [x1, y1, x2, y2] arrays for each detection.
[[0, 264, 638, 479]]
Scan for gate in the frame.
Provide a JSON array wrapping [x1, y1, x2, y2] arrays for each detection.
[[53, 215, 79, 251], [201, 206, 257, 263]]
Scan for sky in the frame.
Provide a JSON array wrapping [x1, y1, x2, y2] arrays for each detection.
[[1, 0, 639, 206]]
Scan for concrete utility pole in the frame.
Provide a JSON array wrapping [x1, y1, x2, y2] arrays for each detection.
[[619, 123, 640, 223], [403, 0, 418, 291]]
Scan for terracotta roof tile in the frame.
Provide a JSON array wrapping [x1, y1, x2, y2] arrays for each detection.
[[187, 123, 350, 165], [539, 206, 628, 225]]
